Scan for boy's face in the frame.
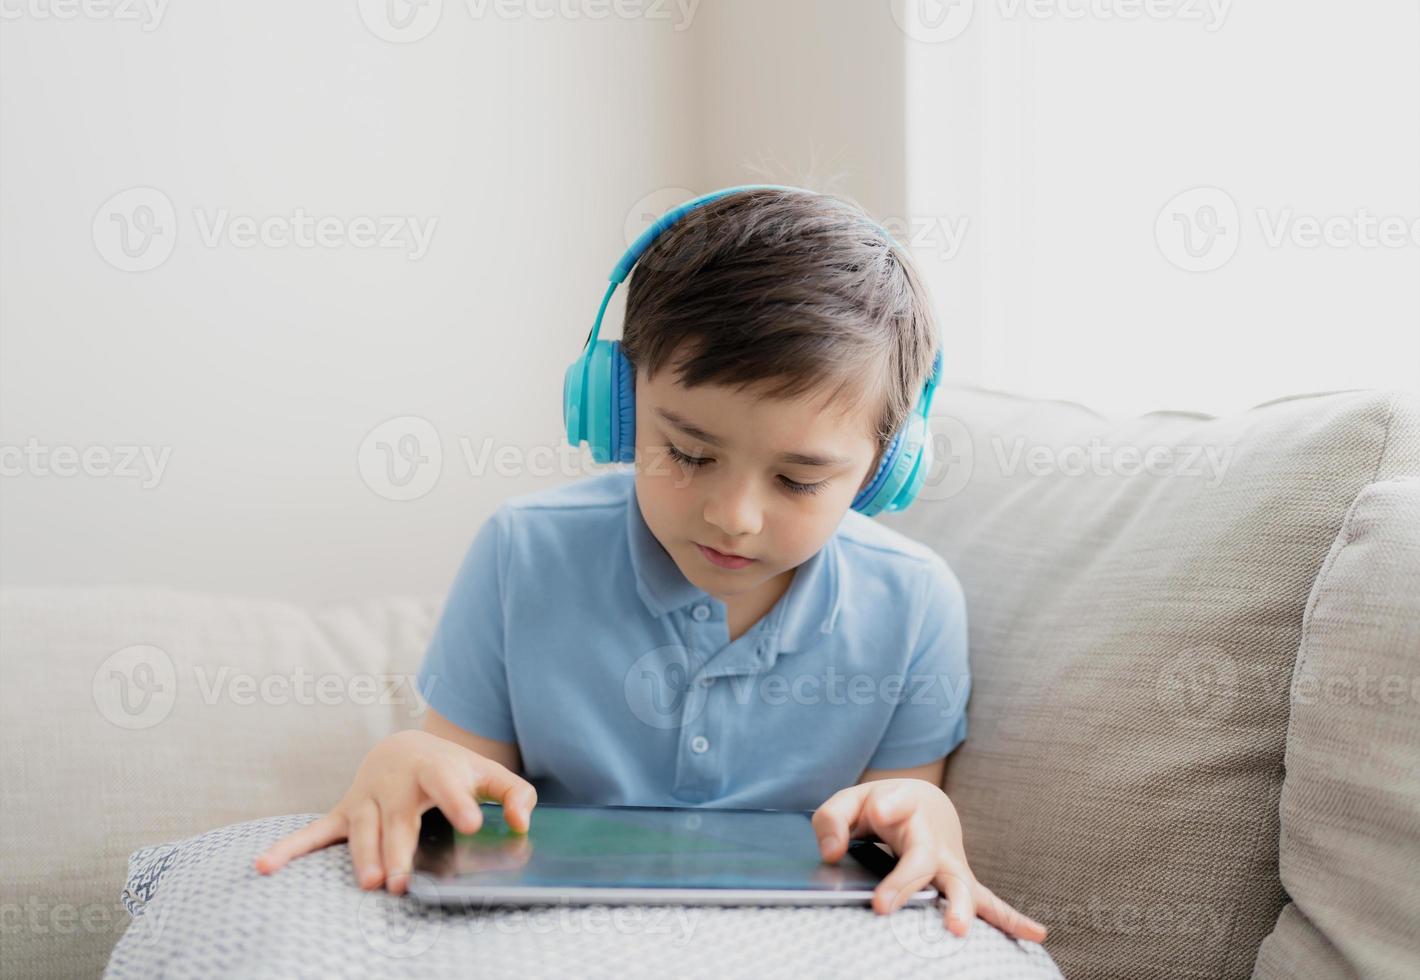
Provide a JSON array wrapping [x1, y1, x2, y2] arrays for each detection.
[[633, 361, 880, 603]]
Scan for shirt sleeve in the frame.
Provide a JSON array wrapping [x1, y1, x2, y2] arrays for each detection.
[[865, 556, 971, 770], [415, 505, 518, 743]]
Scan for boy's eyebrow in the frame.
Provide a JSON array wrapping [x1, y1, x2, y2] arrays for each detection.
[[654, 408, 853, 468]]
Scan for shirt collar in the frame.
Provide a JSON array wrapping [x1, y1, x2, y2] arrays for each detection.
[[625, 476, 842, 655]]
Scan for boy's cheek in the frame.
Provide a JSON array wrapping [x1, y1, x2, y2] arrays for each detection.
[[634, 478, 688, 542]]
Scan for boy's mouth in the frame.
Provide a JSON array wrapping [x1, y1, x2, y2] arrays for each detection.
[[696, 543, 756, 570]]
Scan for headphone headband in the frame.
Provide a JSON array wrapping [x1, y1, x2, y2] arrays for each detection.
[[584, 184, 907, 355], [610, 185, 792, 285]]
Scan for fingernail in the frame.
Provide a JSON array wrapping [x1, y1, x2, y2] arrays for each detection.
[[822, 835, 840, 852]]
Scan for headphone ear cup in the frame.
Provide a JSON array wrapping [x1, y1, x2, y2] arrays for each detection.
[[563, 353, 589, 447], [852, 434, 902, 516], [854, 414, 935, 516], [578, 341, 618, 463], [610, 341, 636, 464], [883, 415, 932, 513]]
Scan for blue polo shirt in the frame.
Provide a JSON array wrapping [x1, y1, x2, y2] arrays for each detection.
[[415, 469, 969, 811]]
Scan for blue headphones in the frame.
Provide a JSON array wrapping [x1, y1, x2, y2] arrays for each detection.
[[563, 184, 942, 516]]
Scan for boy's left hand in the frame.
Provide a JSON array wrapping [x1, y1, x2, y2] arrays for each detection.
[[813, 778, 1048, 943]]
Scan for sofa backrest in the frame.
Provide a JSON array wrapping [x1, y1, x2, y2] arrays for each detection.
[[1252, 475, 1420, 979], [4, 386, 1416, 980], [878, 386, 1420, 980], [0, 589, 443, 979]]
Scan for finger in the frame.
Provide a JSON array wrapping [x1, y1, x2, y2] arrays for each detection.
[[862, 786, 933, 865], [347, 800, 384, 889], [973, 881, 1048, 943], [866, 787, 916, 831], [254, 813, 346, 874], [938, 868, 975, 937], [471, 763, 538, 834], [415, 761, 485, 835], [872, 843, 938, 915], [380, 806, 422, 896], [812, 784, 873, 861]]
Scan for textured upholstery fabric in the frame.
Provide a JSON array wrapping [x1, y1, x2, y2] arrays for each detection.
[[3, 385, 1415, 979], [104, 814, 1063, 978], [877, 386, 1419, 980], [0, 588, 443, 979], [1251, 478, 1420, 980]]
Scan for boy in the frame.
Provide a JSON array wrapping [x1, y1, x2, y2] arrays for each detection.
[[256, 187, 1047, 943]]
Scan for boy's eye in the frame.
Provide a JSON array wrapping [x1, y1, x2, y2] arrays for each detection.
[[779, 476, 827, 497], [665, 445, 710, 467], [666, 445, 828, 497]]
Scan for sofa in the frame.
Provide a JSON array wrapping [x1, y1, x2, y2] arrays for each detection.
[[2, 384, 1416, 978]]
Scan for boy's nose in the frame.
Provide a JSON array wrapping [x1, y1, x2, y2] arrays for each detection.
[[703, 480, 763, 539]]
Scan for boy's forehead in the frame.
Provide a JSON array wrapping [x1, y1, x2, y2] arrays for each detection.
[[641, 365, 879, 450]]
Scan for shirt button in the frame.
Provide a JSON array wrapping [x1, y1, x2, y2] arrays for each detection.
[[692, 605, 710, 622], [690, 735, 710, 753], [698, 676, 713, 688]]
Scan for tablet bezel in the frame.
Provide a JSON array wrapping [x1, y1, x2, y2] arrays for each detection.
[[406, 803, 939, 909]]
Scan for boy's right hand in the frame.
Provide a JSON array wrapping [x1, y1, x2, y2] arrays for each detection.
[[252, 729, 538, 895]]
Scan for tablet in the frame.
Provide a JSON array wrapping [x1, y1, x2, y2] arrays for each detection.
[[407, 802, 939, 908]]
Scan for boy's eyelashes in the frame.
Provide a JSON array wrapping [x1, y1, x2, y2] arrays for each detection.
[[663, 444, 828, 497]]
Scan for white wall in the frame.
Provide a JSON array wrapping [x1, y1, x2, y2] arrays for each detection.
[[692, 0, 909, 219], [0, 3, 703, 601], [0, 0, 908, 602], [903, 0, 1420, 416], [3, 1, 1416, 601]]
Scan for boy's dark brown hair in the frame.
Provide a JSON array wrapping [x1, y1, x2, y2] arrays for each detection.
[[619, 187, 940, 482]]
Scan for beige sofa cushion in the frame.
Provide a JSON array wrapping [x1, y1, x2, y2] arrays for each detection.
[[1251, 477, 1420, 980], [0, 588, 440, 980], [879, 387, 1420, 980], [4, 387, 1415, 980]]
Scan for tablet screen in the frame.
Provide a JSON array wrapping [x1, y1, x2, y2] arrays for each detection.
[[414, 803, 892, 892]]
